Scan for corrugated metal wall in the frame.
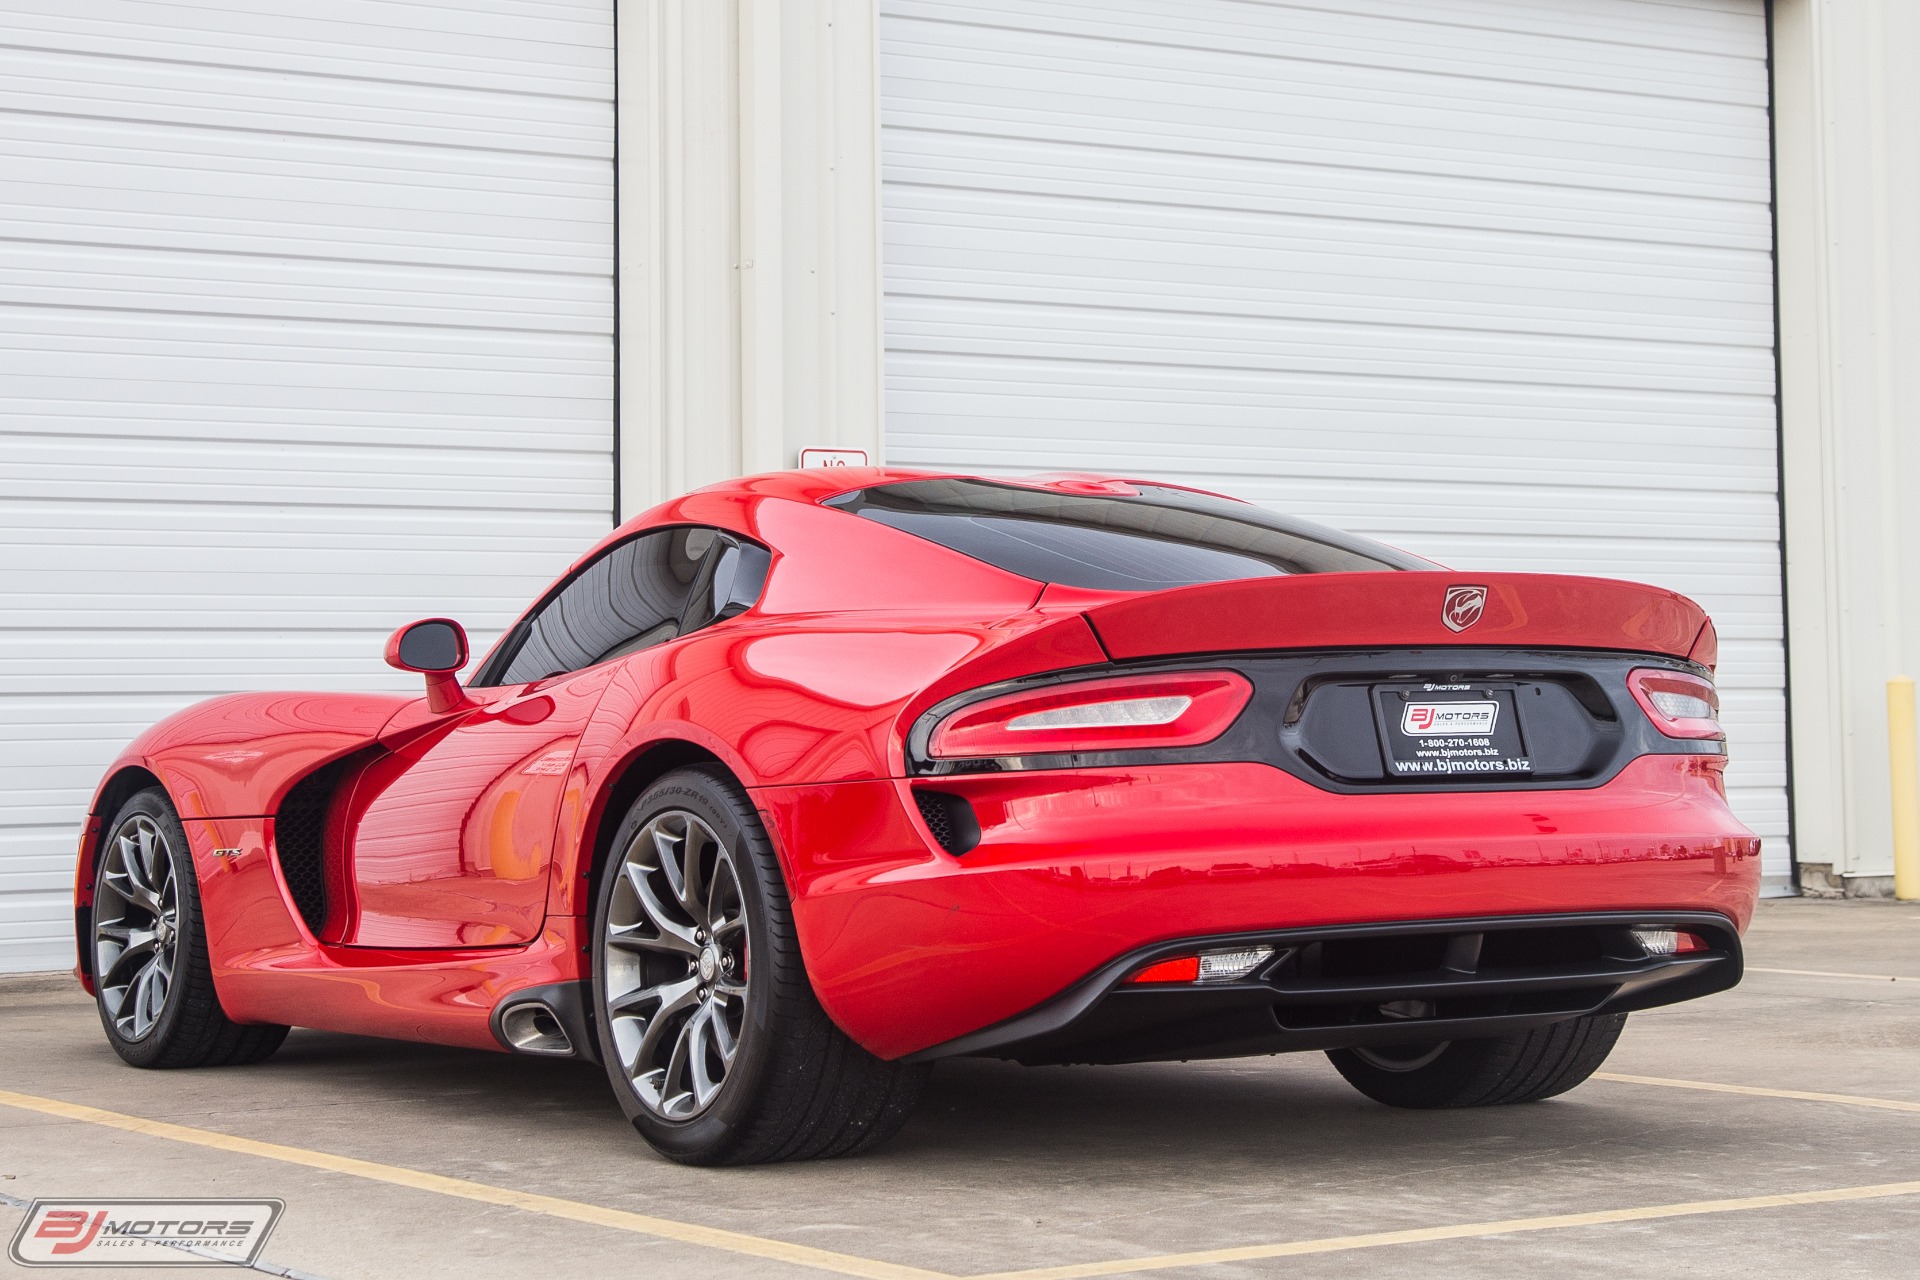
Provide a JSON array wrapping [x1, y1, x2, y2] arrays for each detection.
[[880, 0, 1789, 885], [0, 0, 615, 970]]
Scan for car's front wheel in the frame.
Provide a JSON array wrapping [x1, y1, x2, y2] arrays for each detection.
[[591, 766, 928, 1164], [1326, 1013, 1627, 1108], [91, 787, 290, 1068]]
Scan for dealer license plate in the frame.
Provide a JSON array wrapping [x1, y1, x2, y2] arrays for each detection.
[[1375, 684, 1533, 779]]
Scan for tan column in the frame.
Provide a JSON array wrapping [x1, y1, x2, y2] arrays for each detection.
[[616, 0, 885, 518], [1774, 0, 1920, 890]]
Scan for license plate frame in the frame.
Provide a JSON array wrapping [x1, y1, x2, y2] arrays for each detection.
[[1375, 683, 1533, 779]]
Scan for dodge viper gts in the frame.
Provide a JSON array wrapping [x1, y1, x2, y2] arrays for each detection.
[[73, 469, 1758, 1163]]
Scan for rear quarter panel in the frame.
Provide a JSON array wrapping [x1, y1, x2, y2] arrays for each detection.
[[544, 609, 1109, 918]]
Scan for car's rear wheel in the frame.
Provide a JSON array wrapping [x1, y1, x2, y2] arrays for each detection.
[[1326, 1013, 1627, 1108], [592, 765, 928, 1164], [92, 787, 290, 1068]]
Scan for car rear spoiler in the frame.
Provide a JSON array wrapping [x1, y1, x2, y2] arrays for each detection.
[[1078, 573, 1712, 664]]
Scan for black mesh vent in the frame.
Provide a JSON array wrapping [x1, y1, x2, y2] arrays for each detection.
[[915, 790, 954, 849], [914, 790, 979, 856], [275, 760, 346, 935]]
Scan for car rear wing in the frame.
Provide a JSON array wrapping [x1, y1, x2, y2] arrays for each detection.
[[1077, 573, 1713, 665]]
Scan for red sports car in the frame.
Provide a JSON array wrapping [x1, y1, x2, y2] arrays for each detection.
[[74, 469, 1758, 1164]]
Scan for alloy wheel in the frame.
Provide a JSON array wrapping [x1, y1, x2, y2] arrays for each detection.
[[603, 810, 750, 1119], [94, 813, 181, 1042]]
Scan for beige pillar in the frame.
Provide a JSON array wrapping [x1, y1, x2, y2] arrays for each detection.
[[1773, 0, 1920, 890], [616, 0, 885, 517]]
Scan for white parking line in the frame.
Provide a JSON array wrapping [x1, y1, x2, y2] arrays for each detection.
[[973, 1181, 1920, 1280], [0, 1089, 942, 1280], [1594, 1072, 1920, 1113], [1748, 965, 1912, 982]]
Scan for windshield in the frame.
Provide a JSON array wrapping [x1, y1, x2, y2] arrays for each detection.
[[823, 479, 1431, 592]]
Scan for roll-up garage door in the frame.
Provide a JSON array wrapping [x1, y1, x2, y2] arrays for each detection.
[[880, 0, 1788, 887], [0, 1, 615, 969]]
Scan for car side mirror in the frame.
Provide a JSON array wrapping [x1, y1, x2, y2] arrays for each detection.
[[384, 618, 474, 715]]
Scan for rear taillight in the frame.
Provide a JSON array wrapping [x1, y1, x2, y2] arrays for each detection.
[[1630, 926, 1708, 957], [1627, 668, 1723, 740], [929, 670, 1253, 759], [1125, 946, 1275, 985]]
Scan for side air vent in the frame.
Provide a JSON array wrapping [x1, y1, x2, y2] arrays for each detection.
[[914, 790, 981, 856], [274, 759, 348, 936]]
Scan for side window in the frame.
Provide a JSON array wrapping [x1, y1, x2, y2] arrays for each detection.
[[495, 528, 714, 685], [486, 527, 772, 686]]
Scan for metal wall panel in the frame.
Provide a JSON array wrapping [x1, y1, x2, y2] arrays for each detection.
[[0, 1, 614, 969], [880, 0, 1789, 884]]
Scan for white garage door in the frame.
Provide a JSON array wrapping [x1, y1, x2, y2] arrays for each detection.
[[0, 1, 615, 970], [880, 0, 1788, 887]]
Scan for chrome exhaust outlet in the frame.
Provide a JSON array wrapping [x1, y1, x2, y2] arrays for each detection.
[[500, 1002, 573, 1055], [489, 980, 598, 1062]]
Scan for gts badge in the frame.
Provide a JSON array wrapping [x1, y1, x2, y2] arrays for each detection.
[[209, 847, 245, 858]]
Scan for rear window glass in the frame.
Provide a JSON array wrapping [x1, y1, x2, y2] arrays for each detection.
[[823, 479, 1430, 591]]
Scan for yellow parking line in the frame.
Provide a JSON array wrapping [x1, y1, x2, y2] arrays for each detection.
[[968, 1181, 1920, 1280], [1594, 1072, 1920, 1114], [1748, 965, 1911, 982], [0, 1089, 947, 1280], [7, 1084, 1920, 1280]]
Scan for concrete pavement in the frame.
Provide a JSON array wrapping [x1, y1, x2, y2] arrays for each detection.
[[2, 897, 1917, 1278]]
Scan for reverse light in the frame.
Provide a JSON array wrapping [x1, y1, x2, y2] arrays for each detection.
[[929, 671, 1253, 760], [1630, 927, 1708, 957], [1198, 947, 1276, 982], [1627, 668, 1724, 741], [1126, 946, 1276, 986], [1007, 695, 1191, 731]]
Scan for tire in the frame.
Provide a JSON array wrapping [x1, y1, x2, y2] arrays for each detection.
[[90, 787, 290, 1069], [591, 765, 928, 1165], [1327, 1013, 1627, 1109]]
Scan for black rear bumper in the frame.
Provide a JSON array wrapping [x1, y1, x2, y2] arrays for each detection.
[[906, 911, 1741, 1066]]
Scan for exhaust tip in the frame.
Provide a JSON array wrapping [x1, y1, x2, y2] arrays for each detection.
[[499, 1001, 574, 1056]]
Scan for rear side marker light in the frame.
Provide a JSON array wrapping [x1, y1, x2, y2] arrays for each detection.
[[1630, 927, 1707, 957], [1127, 956, 1200, 984], [1627, 668, 1724, 741], [930, 670, 1253, 759], [1126, 946, 1275, 986]]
